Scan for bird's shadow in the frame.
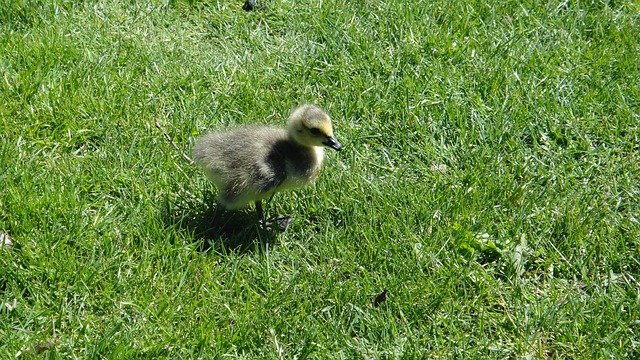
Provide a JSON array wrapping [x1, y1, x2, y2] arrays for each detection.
[[161, 190, 278, 254]]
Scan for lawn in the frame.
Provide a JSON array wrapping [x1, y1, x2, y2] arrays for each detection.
[[1, 0, 639, 358]]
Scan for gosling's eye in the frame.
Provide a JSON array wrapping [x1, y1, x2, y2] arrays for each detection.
[[310, 127, 322, 135]]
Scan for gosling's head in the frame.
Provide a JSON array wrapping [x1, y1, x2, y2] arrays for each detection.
[[287, 104, 343, 151]]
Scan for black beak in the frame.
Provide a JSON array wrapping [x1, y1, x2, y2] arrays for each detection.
[[323, 136, 343, 151]]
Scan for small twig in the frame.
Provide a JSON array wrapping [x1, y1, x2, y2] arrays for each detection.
[[155, 121, 194, 165], [260, 17, 273, 35]]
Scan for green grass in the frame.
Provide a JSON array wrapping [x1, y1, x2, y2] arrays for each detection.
[[1, 0, 639, 357]]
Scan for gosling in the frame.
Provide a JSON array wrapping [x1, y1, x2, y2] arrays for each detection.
[[193, 104, 342, 230]]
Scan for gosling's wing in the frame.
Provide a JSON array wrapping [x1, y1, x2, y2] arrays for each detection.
[[253, 140, 288, 194]]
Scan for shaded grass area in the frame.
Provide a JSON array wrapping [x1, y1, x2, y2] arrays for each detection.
[[1, 0, 639, 357]]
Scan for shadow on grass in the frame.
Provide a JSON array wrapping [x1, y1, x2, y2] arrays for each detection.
[[161, 190, 279, 254]]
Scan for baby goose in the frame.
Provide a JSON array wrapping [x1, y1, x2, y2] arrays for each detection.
[[193, 104, 342, 229]]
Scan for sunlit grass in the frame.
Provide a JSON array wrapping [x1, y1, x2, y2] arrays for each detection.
[[1, 0, 639, 357]]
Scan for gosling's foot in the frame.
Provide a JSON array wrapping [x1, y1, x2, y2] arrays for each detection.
[[259, 216, 293, 232]]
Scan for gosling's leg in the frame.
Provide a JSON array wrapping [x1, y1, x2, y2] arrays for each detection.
[[211, 203, 226, 228], [255, 200, 267, 225], [255, 200, 292, 232], [266, 194, 293, 231]]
